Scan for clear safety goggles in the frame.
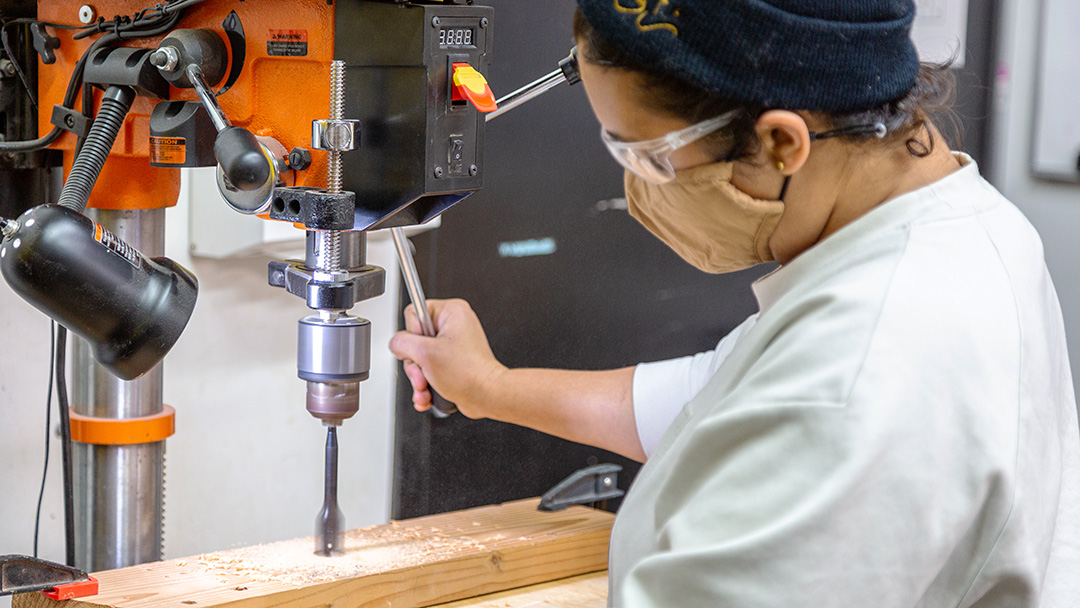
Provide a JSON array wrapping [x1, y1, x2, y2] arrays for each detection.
[[601, 111, 739, 185]]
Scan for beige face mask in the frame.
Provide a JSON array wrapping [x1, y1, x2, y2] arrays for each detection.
[[624, 162, 785, 274]]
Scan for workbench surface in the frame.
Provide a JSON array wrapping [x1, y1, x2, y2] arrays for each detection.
[[435, 572, 608, 607], [14, 500, 612, 608]]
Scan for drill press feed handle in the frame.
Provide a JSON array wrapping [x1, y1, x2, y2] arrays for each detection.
[[391, 227, 458, 418], [151, 43, 279, 214], [214, 127, 273, 193]]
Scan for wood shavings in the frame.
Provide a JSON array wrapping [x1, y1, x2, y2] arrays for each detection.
[[196, 524, 484, 587]]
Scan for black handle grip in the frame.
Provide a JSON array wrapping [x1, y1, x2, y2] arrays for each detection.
[[214, 127, 271, 192], [430, 389, 458, 419]]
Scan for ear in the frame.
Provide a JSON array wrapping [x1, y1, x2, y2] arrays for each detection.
[[754, 110, 812, 175]]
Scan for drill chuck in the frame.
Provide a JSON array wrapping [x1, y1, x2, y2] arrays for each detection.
[[306, 381, 360, 426], [297, 315, 371, 383], [298, 314, 370, 425]]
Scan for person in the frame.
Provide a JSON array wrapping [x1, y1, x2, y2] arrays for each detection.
[[390, 1, 1080, 605]]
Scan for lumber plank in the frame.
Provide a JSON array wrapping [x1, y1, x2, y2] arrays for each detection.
[[433, 572, 608, 607], [14, 499, 612, 608]]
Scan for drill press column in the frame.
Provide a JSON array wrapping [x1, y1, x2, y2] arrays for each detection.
[[71, 208, 166, 571]]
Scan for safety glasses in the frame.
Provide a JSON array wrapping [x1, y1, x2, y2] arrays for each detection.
[[601, 111, 739, 184]]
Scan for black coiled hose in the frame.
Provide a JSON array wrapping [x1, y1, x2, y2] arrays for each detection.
[[57, 85, 136, 213]]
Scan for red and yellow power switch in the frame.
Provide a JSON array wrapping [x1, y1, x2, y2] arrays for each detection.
[[452, 63, 498, 113]]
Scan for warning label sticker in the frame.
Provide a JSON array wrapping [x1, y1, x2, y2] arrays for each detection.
[[93, 222, 143, 269], [268, 30, 308, 57], [150, 136, 186, 165]]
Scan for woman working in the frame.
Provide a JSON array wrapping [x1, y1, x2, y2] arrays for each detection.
[[391, 1, 1080, 605]]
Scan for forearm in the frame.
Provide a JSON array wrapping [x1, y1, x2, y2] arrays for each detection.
[[480, 366, 646, 462]]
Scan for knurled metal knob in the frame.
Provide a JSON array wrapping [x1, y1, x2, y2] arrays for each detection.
[[312, 119, 360, 153]]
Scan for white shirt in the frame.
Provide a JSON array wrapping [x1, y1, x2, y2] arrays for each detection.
[[615, 156, 1080, 607], [633, 315, 757, 457]]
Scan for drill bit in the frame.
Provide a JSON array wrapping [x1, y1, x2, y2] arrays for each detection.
[[315, 426, 345, 556]]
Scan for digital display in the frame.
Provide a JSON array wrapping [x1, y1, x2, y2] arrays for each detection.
[[439, 27, 475, 47]]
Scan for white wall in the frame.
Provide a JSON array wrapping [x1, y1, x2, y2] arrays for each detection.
[[992, 0, 1080, 398], [0, 169, 402, 579]]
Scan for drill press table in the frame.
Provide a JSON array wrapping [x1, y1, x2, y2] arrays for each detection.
[[13, 499, 611, 608]]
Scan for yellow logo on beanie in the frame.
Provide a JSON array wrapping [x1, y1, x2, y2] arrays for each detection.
[[614, 0, 680, 36]]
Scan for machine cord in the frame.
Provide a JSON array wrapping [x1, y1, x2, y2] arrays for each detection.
[[32, 321, 56, 559], [0, 1, 192, 152], [1, 18, 98, 111], [55, 325, 75, 567]]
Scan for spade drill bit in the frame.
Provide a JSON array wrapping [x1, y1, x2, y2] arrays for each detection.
[[315, 426, 345, 556]]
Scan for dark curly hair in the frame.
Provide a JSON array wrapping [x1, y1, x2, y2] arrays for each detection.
[[573, 9, 959, 161]]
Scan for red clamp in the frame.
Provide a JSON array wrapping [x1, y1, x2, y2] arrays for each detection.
[[42, 576, 99, 600]]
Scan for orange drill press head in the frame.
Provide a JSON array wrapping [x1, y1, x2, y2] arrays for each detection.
[[3, 0, 496, 382], [28, 0, 495, 227]]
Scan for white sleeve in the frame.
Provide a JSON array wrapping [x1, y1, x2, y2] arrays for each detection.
[[632, 315, 758, 457]]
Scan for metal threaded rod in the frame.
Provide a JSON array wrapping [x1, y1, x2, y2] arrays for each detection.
[[317, 230, 342, 272], [319, 60, 347, 274], [58, 86, 136, 213], [328, 60, 345, 196]]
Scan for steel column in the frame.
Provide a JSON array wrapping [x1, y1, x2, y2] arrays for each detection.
[[71, 208, 166, 571]]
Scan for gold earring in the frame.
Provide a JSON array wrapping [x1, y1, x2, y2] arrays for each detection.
[[776, 160, 785, 172]]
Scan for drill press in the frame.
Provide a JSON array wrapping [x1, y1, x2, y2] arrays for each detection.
[[0, 0, 495, 566], [149, 0, 498, 559], [146, 0, 499, 557], [0, 0, 578, 567]]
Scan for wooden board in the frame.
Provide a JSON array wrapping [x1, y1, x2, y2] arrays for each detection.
[[434, 572, 608, 608], [15, 499, 612, 608]]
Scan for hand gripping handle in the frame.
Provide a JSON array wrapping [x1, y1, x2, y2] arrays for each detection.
[[391, 228, 458, 418]]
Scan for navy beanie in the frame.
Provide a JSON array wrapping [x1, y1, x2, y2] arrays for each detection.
[[575, 0, 921, 112]]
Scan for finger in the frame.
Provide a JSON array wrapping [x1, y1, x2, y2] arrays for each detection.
[[419, 299, 455, 334], [403, 360, 429, 394], [427, 299, 460, 333], [403, 304, 424, 336], [413, 389, 432, 411], [389, 331, 429, 364]]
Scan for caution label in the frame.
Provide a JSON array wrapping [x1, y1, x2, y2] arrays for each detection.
[[93, 222, 143, 269], [267, 30, 308, 57], [150, 136, 186, 165]]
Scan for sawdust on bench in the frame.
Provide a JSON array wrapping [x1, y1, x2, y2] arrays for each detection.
[[196, 522, 489, 587]]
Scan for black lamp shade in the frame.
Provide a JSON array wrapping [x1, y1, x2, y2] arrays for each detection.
[[1, 205, 198, 381]]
